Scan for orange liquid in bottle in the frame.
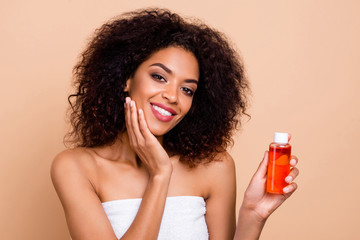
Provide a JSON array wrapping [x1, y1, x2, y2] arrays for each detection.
[[266, 143, 291, 194]]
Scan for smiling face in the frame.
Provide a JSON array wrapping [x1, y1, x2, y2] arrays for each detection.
[[125, 46, 200, 136]]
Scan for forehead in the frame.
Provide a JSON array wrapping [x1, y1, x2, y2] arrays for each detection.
[[142, 46, 200, 79]]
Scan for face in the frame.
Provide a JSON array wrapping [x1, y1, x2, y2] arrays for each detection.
[[125, 46, 200, 136]]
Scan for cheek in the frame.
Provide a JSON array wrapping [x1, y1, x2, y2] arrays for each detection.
[[180, 98, 194, 116], [127, 74, 151, 95], [128, 83, 155, 100]]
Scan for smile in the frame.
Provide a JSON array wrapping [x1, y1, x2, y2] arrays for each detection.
[[150, 103, 177, 122], [152, 104, 172, 116]]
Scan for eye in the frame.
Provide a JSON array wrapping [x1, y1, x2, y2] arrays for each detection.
[[181, 87, 195, 97], [151, 73, 166, 82]]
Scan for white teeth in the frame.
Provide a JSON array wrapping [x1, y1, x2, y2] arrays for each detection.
[[152, 105, 172, 116]]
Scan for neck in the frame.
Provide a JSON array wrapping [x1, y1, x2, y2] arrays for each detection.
[[92, 131, 164, 167]]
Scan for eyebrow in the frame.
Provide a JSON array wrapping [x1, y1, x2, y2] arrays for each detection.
[[150, 63, 199, 85], [150, 63, 172, 73]]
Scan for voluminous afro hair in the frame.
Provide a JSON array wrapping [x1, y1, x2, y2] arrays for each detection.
[[67, 8, 249, 167]]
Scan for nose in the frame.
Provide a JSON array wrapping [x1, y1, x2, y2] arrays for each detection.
[[162, 84, 178, 104]]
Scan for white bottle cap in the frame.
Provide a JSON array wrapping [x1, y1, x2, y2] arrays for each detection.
[[274, 132, 289, 144]]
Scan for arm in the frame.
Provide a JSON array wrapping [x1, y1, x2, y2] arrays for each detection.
[[51, 151, 172, 240], [122, 170, 172, 239], [51, 150, 118, 240], [234, 151, 299, 240], [121, 98, 173, 239], [205, 152, 237, 240], [51, 98, 173, 240]]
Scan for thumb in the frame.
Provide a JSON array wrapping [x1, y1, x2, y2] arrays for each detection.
[[255, 151, 269, 179]]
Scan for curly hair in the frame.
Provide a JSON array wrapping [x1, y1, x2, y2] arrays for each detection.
[[67, 8, 249, 167]]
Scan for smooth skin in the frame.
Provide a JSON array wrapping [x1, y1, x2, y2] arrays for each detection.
[[51, 47, 236, 239], [51, 47, 299, 240], [235, 146, 299, 240]]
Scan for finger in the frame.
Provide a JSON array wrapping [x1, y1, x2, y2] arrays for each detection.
[[285, 167, 299, 183], [290, 155, 298, 167], [130, 100, 144, 143], [283, 182, 298, 198], [138, 109, 153, 139], [125, 97, 137, 146], [124, 97, 135, 144], [255, 151, 269, 179]]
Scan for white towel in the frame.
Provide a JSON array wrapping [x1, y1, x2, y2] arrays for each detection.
[[102, 196, 209, 239]]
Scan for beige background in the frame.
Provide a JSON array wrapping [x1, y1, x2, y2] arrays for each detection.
[[1, 0, 359, 239]]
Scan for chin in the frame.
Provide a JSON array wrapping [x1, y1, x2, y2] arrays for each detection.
[[148, 124, 174, 137], [149, 128, 169, 137]]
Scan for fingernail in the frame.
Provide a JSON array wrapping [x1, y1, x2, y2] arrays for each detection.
[[290, 159, 296, 165], [283, 187, 290, 193], [285, 176, 293, 183], [130, 101, 134, 107], [125, 97, 130, 103]]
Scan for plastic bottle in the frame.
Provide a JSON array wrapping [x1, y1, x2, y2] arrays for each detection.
[[266, 132, 291, 194]]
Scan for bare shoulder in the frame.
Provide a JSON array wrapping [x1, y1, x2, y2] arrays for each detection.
[[201, 151, 236, 175], [50, 148, 97, 188], [50, 148, 118, 239], [194, 151, 236, 199], [51, 148, 95, 172], [200, 151, 237, 239]]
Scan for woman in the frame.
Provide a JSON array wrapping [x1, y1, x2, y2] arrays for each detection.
[[51, 9, 299, 240]]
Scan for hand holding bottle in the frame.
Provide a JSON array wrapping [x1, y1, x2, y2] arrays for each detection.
[[241, 133, 299, 221]]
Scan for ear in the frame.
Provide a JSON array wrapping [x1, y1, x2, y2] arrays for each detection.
[[124, 78, 131, 92]]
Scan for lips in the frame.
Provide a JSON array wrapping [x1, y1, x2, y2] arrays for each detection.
[[150, 102, 177, 122]]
